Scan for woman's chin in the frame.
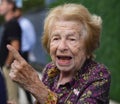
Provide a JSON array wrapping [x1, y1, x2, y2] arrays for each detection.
[[56, 61, 74, 72]]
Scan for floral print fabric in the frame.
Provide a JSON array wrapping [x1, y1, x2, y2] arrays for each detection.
[[42, 59, 111, 104]]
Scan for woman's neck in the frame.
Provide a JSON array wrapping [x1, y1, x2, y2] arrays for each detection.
[[57, 71, 75, 88]]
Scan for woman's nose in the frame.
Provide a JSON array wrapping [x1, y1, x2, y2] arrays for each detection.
[[58, 40, 68, 52]]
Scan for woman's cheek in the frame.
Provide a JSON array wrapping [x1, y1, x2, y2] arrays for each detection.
[[69, 43, 81, 55], [50, 42, 59, 61], [50, 42, 59, 52]]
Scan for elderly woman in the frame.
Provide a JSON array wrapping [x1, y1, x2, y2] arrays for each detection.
[[7, 3, 111, 104]]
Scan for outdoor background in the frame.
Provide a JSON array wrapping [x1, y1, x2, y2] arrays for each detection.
[[0, 0, 120, 103]]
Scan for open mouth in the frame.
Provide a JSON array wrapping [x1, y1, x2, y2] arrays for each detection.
[[56, 55, 72, 66], [57, 55, 72, 60], [57, 55, 72, 65]]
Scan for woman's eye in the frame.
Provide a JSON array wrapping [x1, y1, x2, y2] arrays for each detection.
[[69, 38, 76, 41], [51, 37, 59, 41], [54, 38, 59, 40]]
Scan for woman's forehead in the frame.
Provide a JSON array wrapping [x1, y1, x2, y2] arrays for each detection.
[[50, 21, 82, 33], [54, 20, 81, 27]]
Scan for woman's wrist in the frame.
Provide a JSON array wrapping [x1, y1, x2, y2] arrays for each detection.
[[28, 80, 48, 104], [30, 80, 57, 104], [34, 89, 57, 104]]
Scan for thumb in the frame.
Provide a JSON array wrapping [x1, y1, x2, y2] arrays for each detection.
[[7, 44, 24, 63]]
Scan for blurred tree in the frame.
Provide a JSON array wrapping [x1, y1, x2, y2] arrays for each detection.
[[45, 0, 57, 7], [22, 0, 44, 12]]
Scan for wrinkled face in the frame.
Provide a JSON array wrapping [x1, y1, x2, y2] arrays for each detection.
[[0, 0, 11, 15], [50, 20, 87, 73]]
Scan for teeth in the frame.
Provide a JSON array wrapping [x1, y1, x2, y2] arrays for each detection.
[[57, 56, 72, 60]]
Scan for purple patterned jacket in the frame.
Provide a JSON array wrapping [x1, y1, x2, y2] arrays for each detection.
[[42, 59, 111, 104]]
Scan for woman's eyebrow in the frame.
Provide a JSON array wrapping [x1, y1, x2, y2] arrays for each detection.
[[67, 33, 74, 37], [67, 32, 79, 37], [50, 33, 60, 38]]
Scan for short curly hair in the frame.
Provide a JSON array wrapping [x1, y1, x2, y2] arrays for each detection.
[[42, 3, 102, 58]]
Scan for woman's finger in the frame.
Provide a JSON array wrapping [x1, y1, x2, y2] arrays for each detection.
[[7, 44, 25, 63]]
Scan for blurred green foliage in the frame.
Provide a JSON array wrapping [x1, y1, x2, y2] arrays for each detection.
[[50, 0, 120, 102], [22, 0, 44, 12]]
